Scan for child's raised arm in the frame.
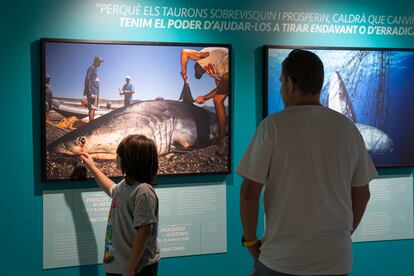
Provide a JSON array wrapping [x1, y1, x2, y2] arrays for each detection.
[[79, 152, 116, 197]]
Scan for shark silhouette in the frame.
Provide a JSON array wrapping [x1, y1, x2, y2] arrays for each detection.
[[328, 71, 393, 154]]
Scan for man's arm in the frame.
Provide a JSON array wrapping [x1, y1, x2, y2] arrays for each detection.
[[79, 152, 116, 197], [196, 79, 221, 103], [124, 224, 153, 276], [180, 49, 209, 82], [195, 87, 218, 104], [122, 84, 135, 95], [240, 177, 263, 260], [84, 79, 90, 91], [203, 79, 222, 100], [84, 67, 92, 91], [351, 184, 371, 233]]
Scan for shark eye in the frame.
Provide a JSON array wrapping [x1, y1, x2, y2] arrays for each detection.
[[77, 137, 86, 146]]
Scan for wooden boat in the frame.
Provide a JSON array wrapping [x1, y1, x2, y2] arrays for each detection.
[[51, 99, 113, 118]]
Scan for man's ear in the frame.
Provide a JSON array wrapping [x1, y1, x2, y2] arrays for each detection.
[[286, 76, 295, 94]]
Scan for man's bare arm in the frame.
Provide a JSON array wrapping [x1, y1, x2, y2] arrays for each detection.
[[84, 78, 91, 92], [240, 177, 263, 260], [351, 184, 371, 233], [180, 49, 209, 81]]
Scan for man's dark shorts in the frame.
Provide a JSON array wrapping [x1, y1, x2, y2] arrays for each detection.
[[217, 73, 229, 96], [106, 262, 158, 276], [251, 261, 348, 276]]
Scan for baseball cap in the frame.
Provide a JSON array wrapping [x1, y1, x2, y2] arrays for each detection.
[[125, 75, 131, 80], [94, 56, 104, 63], [194, 62, 205, 79]]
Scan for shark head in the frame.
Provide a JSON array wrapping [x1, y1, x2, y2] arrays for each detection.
[[47, 117, 124, 160], [328, 72, 394, 155], [328, 71, 357, 122], [47, 100, 221, 159], [47, 135, 82, 156]]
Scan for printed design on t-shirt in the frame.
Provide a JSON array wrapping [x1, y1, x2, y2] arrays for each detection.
[[203, 63, 216, 75], [103, 194, 120, 264]]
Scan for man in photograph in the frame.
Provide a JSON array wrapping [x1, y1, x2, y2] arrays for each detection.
[[84, 56, 103, 122], [45, 75, 53, 123], [120, 75, 135, 106], [238, 49, 376, 276], [180, 47, 229, 141]]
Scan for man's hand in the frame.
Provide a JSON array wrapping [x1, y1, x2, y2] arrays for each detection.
[[247, 240, 261, 261], [195, 96, 205, 104], [79, 152, 96, 170], [180, 71, 188, 83]]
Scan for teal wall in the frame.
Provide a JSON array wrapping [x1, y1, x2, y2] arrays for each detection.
[[1, 0, 414, 275]]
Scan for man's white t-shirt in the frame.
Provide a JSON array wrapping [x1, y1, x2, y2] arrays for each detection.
[[197, 47, 228, 80], [237, 105, 377, 275]]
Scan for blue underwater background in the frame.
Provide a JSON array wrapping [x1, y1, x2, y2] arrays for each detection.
[[267, 47, 414, 167]]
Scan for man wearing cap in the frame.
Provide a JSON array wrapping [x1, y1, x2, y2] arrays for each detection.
[[84, 56, 103, 122], [180, 47, 229, 141], [120, 76, 135, 106], [45, 75, 53, 122]]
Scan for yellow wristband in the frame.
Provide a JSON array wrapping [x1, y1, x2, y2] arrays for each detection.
[[242, 237, 259, 247]]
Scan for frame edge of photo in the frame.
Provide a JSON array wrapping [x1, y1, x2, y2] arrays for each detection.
[[40, 37, 233, 183], [262, 44, 414, 168]]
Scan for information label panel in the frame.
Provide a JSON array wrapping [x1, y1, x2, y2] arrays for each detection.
[[352, 175, 414, 242], [43, 182, 226, 269]]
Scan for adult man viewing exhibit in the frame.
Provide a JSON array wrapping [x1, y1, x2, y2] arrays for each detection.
[[180, 47, 229, 141], [237, 49, 377, 276], [84, 56, 103, 122]]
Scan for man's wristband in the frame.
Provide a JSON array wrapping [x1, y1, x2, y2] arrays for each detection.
[[241, 236, 259, 247]]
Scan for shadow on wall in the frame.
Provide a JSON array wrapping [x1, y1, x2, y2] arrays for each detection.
[[31, 40, 42, 196], [32, 39, 100, 275], [64, 190, 100, 276], [255, 46, 264, 125]]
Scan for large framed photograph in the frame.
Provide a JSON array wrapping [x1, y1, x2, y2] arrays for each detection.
[[264, 45, 414, 167], [41, 38, 231, 181]]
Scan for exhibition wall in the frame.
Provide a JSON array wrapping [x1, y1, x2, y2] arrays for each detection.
[[1, 0, 414, 275]]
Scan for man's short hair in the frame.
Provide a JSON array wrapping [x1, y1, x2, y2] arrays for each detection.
[[116, 134, 158, 184], [282, 49, 324, 95]]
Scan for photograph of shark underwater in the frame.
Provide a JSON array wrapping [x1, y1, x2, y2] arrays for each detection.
[[267, 47, 414, 167], [42, 40, 230, 181]]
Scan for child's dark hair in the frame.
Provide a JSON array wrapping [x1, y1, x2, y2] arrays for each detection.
[[116, 134, 158, 184]]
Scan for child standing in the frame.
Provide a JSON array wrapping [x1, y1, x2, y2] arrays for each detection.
[[80, 134, 159, 276]]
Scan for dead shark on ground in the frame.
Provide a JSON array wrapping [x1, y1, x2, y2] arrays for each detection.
[[47, 84, 220, 159]]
